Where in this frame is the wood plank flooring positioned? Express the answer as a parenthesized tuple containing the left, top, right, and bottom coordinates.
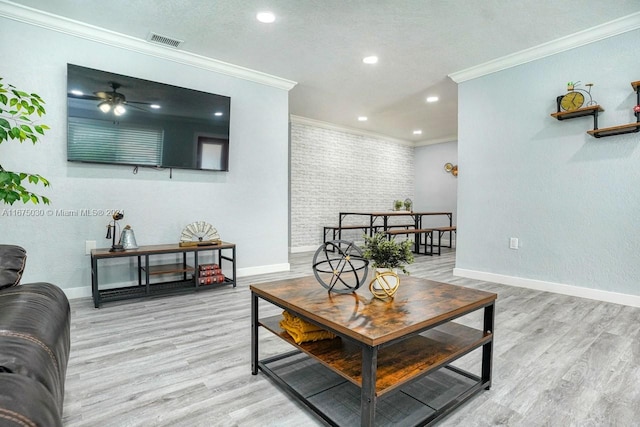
(62, 248, 640, 426)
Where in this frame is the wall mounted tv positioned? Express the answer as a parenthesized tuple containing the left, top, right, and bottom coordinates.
(67, 64, 231, 172)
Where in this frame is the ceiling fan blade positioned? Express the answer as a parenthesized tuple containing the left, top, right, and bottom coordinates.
(68, 93, 103, 101)
(126, 104, 150, 112)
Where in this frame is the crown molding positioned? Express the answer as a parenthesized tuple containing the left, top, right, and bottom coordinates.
(289, 115, 414, 146)
(0, 0, 297, 91)
(449, 12, 640, 83)
(414, 135, 458, 147)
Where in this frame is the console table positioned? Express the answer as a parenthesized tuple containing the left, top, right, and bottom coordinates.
(251, 275, 496, 426)
(91, 242, 236, 308)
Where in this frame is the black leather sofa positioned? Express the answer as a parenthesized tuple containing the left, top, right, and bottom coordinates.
(0, 245, 71, 427)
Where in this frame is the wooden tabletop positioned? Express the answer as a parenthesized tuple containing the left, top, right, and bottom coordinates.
(251, 275, 496, 346)
(340, 211, 451, 216)
(91, 242, 235, 258)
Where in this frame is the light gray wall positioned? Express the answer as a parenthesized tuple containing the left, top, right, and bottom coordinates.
(290, 121, 414, 251)
(414, 141, 458, 228)
(456, 28, 640, 296)
(0, 18, 290, 297)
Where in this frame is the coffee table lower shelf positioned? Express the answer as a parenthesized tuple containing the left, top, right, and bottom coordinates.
(257, 315, 490, 426)
(259, 351, 484, 427)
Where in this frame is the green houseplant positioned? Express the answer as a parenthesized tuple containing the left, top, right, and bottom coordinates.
(393, 199, 403, 211)
(0, 78, 51, 205)
(362, 232, 414, 275)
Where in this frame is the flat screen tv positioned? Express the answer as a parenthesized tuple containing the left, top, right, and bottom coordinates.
(66, 64, 231, 171)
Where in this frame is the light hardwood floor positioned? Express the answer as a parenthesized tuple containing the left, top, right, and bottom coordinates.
(63, 248, 640, 426)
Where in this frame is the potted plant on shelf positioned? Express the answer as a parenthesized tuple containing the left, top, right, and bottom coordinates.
(0, 77, 51, 205)
(393, 199, 403, 211)
(362, 232, 414, 298)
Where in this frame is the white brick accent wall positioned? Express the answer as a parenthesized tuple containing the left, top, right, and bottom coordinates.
(290, 122, 415, 251)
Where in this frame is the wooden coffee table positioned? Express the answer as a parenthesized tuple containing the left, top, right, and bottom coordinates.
(251, 275, 497, 427)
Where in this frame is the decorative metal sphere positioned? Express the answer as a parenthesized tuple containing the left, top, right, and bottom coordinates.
(312, 240, 369, 294)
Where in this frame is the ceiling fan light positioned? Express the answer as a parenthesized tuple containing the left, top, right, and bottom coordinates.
(114, 104, 126, 116)
(98, 101, 111, 113)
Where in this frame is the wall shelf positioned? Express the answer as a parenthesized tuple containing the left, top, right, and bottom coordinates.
(587, 122, 640, 138)
(551, 81, 640, 138)
(588, 80, 640, 138)
(550, 105, 604, 120)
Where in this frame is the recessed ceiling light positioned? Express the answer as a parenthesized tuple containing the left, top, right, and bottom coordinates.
(150, 104, 161, 109)
(70, 89, 83, 96)
(214, 112, 223, 116)
(413, 130, 422, 135)
(362, 56, 378, 64)
(257, 11, 276, 23)
(426, 96, 439, 103)
(358, 116, 368, 121)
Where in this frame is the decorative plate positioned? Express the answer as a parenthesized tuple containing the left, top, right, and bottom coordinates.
(179, 221, 221, 246)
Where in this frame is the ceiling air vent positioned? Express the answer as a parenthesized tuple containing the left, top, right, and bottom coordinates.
(146, 32, 184, 49)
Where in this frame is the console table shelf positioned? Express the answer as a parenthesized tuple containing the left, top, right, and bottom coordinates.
(141, 263, 195, 275)
(91, 242, 236, 308)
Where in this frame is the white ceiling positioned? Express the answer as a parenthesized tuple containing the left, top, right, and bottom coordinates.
(6, 0, 640, 142)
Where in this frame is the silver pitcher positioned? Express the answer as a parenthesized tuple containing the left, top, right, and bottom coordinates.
(120, 225, 138, 250)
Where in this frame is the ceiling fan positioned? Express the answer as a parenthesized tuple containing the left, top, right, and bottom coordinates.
(69, 81, 157, 116)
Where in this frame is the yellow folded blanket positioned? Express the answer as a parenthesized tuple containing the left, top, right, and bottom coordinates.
(279, 310, 336, 344)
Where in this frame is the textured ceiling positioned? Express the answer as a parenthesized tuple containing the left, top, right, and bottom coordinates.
(7, 0, 640, 142)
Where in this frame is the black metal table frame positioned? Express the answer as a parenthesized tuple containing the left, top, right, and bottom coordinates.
(91, 244, 236, 308)
(251, 291, 494, 427)
(337, 212, 453, 248)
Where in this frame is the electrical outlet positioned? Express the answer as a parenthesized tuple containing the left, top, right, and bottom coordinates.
(85, 240, 96, 255)
(509, 237, 519, 250)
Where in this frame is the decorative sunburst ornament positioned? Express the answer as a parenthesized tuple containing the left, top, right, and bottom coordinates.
(312, 240, 368, 294)
(179, 221, 221, 247)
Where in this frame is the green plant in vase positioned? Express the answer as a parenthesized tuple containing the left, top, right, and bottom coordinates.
(362, 232, 414, 274)
(0, 78, 51, 205)
(362, 232, 414, 299)
(393, 199, 403, 211)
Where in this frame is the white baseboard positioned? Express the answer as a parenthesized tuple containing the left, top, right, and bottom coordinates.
(453, 268, 640, 308)
(290, 245, 319, 253)
(63, 286, 92, 300)
(237, 263, 290, 277)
